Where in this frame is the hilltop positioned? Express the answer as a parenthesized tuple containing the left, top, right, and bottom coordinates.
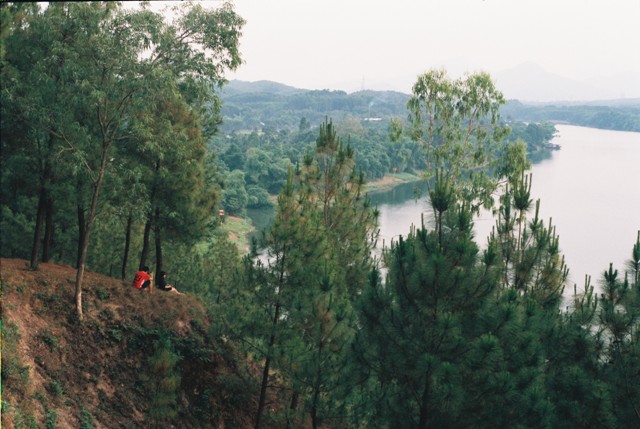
(0, 259, 274, 428)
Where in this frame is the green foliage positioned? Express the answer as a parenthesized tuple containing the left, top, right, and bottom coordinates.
(596, 236, 640, 428)
(236, 119, 378, 428)
(45, 409, 58, 429)
(41, 330, 59, 351)
(79, 407, 95, 429)
(1, 322, 32, 395)
(10, 408, 39, 429)
(0, 205, 33, 259)
(145, 335, 181, 427)
(221, 169, 249, 215)
(246, 185, 273, 208)
(35, 390, 59, 429)
(0, 1, 244, 316)
(3, 3, 639, 425)
(407, 69, 510, 210)
(220, 83, 410, 132)
(96, 287, 110, 301)
(508, 121, 557, 152)
(492, 175, 568, 303)
(47, 377, 65, 398)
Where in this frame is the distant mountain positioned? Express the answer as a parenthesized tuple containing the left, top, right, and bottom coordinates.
(219, 80, 410, 132)
(222, 79, 307, 96)
(494, 62, 616, 102)
(218, 78, 639, 132)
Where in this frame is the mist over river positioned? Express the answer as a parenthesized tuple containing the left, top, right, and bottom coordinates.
(370, 125, 640, 288)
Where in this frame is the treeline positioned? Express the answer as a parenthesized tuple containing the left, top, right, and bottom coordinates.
(503, 100, 640, 132)
(219, 79, 640, 134)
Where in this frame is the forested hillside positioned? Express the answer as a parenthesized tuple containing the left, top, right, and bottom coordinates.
(502, 99, 640, 132)
(219, 79, 640, 133)
(2, 3, 639, 429)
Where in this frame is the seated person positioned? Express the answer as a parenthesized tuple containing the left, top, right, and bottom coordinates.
(156, 271, 182, 295)
(132, 266, 153, 292)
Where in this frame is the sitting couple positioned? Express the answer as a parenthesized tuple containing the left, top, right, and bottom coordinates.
(132, 267, 182, 295)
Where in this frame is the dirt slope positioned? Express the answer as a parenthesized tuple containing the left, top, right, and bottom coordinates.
(1, 258, 259, 428)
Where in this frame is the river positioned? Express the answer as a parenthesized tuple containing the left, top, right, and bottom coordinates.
(370, 125, 640, 288)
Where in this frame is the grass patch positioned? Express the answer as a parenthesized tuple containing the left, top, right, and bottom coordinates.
(365, 172, 422, 193)
(47, 377, 64, 398)
(202, 216, 254, 253)
(80, 407, 95, 429)
(96, 287, 110, 300)
(41, 330, 59, 351)
(1, 322, 31, 387)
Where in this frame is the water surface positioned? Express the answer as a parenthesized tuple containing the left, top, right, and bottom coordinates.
(371, 125, 640, 287)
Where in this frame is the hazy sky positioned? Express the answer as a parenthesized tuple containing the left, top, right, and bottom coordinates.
(213, 0, 640, 94)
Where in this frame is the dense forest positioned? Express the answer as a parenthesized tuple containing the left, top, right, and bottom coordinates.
(2, 3, 639, 429)
(211, 83, 559, 216)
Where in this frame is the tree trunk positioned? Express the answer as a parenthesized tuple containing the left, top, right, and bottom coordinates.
(76, 203, 85, 269)
(310, 345, 323, 429)
(121, 215, 132, 280)
(42, 197, 54, 263)
(285, 392, 299, 429)
(418, 374, 432, 429)
(140, 217, 152, 270)
(310, 314, 327, 429)
(30, 187, 46, 270)
(140, 160, 160, 270)
(74, 142, 110, 321)
(255, 301, 281, 429)
(154, 207, 162, 277)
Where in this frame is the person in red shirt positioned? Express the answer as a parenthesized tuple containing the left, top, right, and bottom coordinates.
(132, 266, 153, 292)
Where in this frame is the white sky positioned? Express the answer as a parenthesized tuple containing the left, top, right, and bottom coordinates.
(223, 0, 640, 93)
(147, 0, 640, 95)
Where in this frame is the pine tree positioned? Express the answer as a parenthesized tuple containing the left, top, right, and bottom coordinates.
(598, 234, 640, 428)
(241, 119, 378, 429)
(356, 190, 503, 428)
(544, 277, 616, 428)
(146, 336, 181, 428)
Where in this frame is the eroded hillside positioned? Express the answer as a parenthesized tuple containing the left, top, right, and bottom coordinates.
(1, 259, 261, 428)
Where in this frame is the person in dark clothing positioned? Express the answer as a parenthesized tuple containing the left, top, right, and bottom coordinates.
(156, 271, 182, 295)
(133, 266, 153, 292)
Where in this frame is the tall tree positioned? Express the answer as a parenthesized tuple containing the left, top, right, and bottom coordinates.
(350, 71, 571, 428)
(244, 119, 378, 428)
(406, 69, 510, 211)
(1, 3, 72, 269)
(2, 2, 244, 319)
(598, 235, 640, 427)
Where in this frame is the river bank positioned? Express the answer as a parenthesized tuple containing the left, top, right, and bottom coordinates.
(223, 172, 424, 251)
(365, 172, 422, 193)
